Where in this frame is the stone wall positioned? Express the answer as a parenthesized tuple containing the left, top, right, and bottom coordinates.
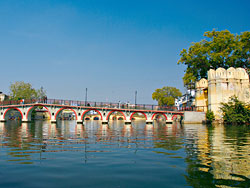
(183, 111, 206, 124)
(195, 67, 250, 119)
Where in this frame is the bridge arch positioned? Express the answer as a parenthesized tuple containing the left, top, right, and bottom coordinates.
(26, 104, 52, 121)
(81, 109, 103, 120)
(55, 107, 78, 120)
(151, 112, 168, 120)
(130, 111, 147, 120)
(3, 107, 23, 120)
(171, 114, 183, 120)
(106, 110, 126, 121)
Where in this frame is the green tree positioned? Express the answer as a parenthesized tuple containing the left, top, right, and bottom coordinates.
(178, 29, 250, 85)
(182, 71, 196, 86)
(152, 86, 182, 106)
(9, 81, 46, 100)
(37, 86, 46, 99)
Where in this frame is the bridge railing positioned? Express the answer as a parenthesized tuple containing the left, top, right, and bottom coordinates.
(0, 99, 42, 106)
(0, 98, 198, 112)
(43, 99, 182, 111)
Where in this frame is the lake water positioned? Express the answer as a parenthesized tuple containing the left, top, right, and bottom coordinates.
(0, 120, 249, 188)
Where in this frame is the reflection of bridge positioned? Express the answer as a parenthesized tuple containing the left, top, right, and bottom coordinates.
(0, 99, 186, 124)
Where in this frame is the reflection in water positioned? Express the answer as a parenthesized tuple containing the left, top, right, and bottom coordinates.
(184, 124, 250, 187)
(0, 120, 249, 187)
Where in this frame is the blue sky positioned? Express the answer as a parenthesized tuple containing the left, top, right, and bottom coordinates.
(0, 0, 249, 104)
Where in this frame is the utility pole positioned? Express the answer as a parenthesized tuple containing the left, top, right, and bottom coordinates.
(85, 88, 88, 106)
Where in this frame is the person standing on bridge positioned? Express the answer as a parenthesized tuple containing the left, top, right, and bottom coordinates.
(42, 96, 47, 103)
(20, 99, 24, 104)
(126, 101, 130, 109)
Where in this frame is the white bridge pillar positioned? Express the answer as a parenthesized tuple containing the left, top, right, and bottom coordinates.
(0, 108, 5, 122)
(146, 113, 153, 124)
(76, 109, 83, 124)
(50, 106, 58, 123)
(101, 110, 108, 124)
(125, 112, 131, 124)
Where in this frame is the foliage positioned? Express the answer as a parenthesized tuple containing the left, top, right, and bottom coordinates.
(178, 29, 250, 85)
(152, 86, 182, 106)
(220, 96, 250, 124)
(206, 110, 215, 123)
(182, 71, 196, 86)
(9, 81, 46, 100)
(37, 86, 46, 98)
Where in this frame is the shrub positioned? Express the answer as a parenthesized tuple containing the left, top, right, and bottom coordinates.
(220, 96, 250, 124)
(206, 110, 215, 123)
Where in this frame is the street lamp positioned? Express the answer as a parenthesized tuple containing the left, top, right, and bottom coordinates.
(135, 90, 137, 108)
(85, 88, 88, 106)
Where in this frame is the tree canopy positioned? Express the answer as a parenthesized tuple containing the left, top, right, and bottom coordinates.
(152, 86, 182, 106)
(178, 30, 250, 85)
(9, 81, 46, 100)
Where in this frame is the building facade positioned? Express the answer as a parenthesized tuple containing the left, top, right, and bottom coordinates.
(195, 78, 208, 112)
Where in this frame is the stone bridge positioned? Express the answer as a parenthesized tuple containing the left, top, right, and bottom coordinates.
(0, 99, 185, 124)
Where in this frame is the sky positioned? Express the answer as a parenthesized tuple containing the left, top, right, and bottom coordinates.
(0, 0, 249, 104)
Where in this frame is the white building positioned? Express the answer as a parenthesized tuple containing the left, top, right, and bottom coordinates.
(175, 89, 195, 110)
(0, 92, 8, 102)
